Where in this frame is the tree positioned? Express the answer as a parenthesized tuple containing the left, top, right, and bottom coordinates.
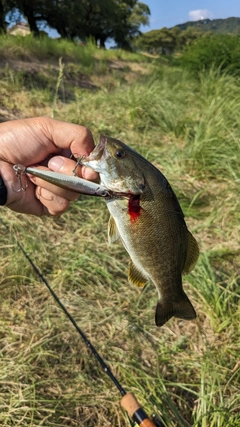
(121, 1, 150, 48)
(19, 0, 40, 35)
(3, 0, 150, 48)
(5, 0, 48, 35)
(58, 0, 150, 49)
(180, 34, 240, 76)
(135, 26, 207, 54)
(135, 27, 179, 54)
(0, 0, 6, 32)
(178, 27, 203, 49)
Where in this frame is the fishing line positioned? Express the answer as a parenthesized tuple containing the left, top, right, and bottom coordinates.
(1, 217, 165, 427)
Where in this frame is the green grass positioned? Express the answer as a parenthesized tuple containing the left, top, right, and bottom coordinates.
(0, 35, 239, 426)
(0, 33, 148, 65)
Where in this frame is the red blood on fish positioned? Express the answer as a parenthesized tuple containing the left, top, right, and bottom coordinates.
(128, 195, 141, 222)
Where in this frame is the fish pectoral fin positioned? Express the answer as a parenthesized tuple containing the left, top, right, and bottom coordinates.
(128, 260, 148, 288)
(182, 231, 199, 274)
(108, 216, 120, 244)
(155, 292, 196, 327)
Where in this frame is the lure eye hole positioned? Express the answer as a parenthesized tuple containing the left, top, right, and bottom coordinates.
(115, 149, 126, 159)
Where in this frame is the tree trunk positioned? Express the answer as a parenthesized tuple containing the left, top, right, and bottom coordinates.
(95, 35, 106, 49)
(99, 37, 106, 49)
(22, 1, 39, 36)
(0, 0, 6, 33)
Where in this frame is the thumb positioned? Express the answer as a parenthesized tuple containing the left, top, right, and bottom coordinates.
(48, 155, 99, 181)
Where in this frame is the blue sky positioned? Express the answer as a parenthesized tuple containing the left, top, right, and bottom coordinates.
(143, 0, 240, 31)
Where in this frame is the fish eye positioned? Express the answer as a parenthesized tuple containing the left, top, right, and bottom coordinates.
(115, 149, 126, 159)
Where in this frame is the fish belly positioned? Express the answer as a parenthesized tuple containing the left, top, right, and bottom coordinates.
(106, 197, 196, 326)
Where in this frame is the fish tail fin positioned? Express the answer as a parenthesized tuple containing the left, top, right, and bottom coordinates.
(155, 292, 196, 327)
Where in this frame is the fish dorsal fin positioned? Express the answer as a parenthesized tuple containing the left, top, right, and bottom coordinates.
(128, 260, 148, 288)
(182, 231, 199, 274)
(108, 216, 120, 244)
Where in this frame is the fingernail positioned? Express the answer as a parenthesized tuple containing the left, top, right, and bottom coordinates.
(48, 156, 64, 171)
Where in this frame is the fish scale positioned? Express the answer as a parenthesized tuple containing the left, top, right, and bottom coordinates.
(80, 135, 199, 327)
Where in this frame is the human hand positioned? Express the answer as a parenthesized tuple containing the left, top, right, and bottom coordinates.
(0, 117, 98, 216)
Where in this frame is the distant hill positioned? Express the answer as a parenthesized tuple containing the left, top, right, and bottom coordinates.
(173, 17, 240, 34)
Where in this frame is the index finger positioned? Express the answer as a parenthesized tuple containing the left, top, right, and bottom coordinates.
(45, 119, 95, 157)
(0, 118, 95, 166)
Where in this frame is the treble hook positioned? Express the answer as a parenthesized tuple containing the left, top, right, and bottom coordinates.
(13, 164, 28, 192)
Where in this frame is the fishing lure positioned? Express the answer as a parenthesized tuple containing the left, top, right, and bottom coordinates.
(13, 164, 111, 197)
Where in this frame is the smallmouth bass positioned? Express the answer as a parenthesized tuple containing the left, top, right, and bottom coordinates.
(80, 136, 199, 327)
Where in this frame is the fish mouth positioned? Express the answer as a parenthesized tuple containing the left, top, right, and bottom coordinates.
(82, 135, 145, 199)
(85, 136, 107, 161)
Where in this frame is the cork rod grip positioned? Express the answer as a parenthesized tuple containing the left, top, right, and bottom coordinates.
(121, 393, 157, 427)
(121, 392, 141, 416)
(139, 419, 158, 427)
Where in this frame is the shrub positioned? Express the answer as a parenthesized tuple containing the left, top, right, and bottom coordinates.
(180, 34, 240, 75)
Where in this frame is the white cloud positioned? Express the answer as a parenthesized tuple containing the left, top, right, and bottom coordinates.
(188, 9, 214, 21)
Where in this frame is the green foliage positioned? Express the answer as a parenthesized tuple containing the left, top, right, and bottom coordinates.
(135, 27, 178, 54)
(180, 34, 240, 75)
(135, 17, 240, 55)
(175, 16, 240, 35)
(3, 0, 150, 48)
(135, 26, 204, 54)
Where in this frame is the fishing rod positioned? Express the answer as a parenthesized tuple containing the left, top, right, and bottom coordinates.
(1, 219, 165, 427)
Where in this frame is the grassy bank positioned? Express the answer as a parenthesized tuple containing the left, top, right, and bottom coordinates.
(0, 35, 239, 426)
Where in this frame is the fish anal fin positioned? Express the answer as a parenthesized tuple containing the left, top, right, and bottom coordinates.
(183, 231, 199, 274)
(128, 260, 147, 288)
(155, 292, 196, 327)
(108, 215, 120, 244)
